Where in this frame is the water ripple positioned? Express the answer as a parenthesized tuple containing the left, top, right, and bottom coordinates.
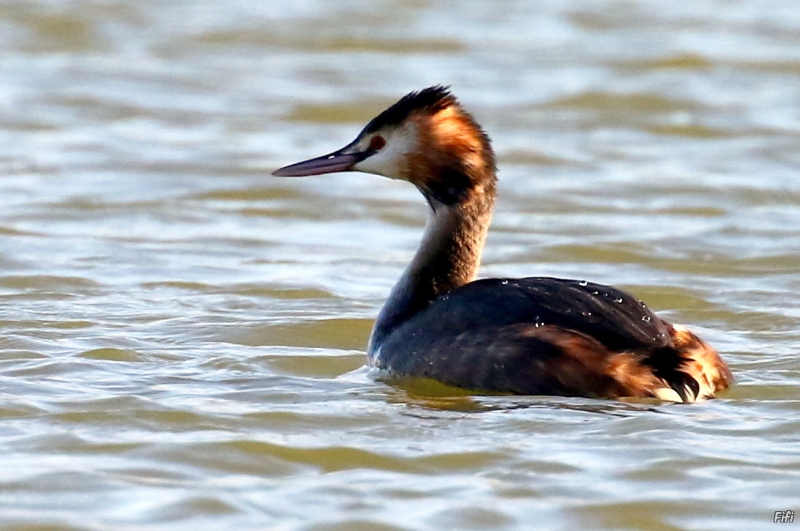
(1, 0, 798, 530)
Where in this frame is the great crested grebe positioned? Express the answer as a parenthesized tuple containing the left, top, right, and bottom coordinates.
(273, 86, 733, 402)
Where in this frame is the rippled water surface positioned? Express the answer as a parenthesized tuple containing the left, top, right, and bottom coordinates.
(1, 1, 799, 530)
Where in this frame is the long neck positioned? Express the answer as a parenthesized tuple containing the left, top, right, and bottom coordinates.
(368, 188, 495, 357)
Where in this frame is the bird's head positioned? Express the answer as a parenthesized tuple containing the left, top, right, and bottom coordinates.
(273, 86, 496, 206)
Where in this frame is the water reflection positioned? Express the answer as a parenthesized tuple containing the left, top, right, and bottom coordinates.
(0, 1, 799, 530)
(386, 377, 664, 417)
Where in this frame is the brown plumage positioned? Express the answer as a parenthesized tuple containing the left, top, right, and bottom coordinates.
(273, 86, 733, 402)
(664, 323, 733, 400)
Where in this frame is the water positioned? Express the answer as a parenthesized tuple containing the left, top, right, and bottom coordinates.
(1, 1, 799, 529)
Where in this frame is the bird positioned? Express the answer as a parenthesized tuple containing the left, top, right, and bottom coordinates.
(273, 86, 733, 402)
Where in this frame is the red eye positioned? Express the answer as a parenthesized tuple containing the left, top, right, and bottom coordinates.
(369, 135, 386, 151)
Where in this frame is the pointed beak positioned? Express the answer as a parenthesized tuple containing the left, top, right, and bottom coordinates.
(273, 145, 365, 177)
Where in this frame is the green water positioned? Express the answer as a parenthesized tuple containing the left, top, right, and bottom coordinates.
(1, 1, 798, 530)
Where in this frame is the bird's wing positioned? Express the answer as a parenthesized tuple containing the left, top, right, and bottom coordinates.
(374, 277, 682, 397)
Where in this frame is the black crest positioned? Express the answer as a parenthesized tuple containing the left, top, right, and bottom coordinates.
(364, 85, 456, 133)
